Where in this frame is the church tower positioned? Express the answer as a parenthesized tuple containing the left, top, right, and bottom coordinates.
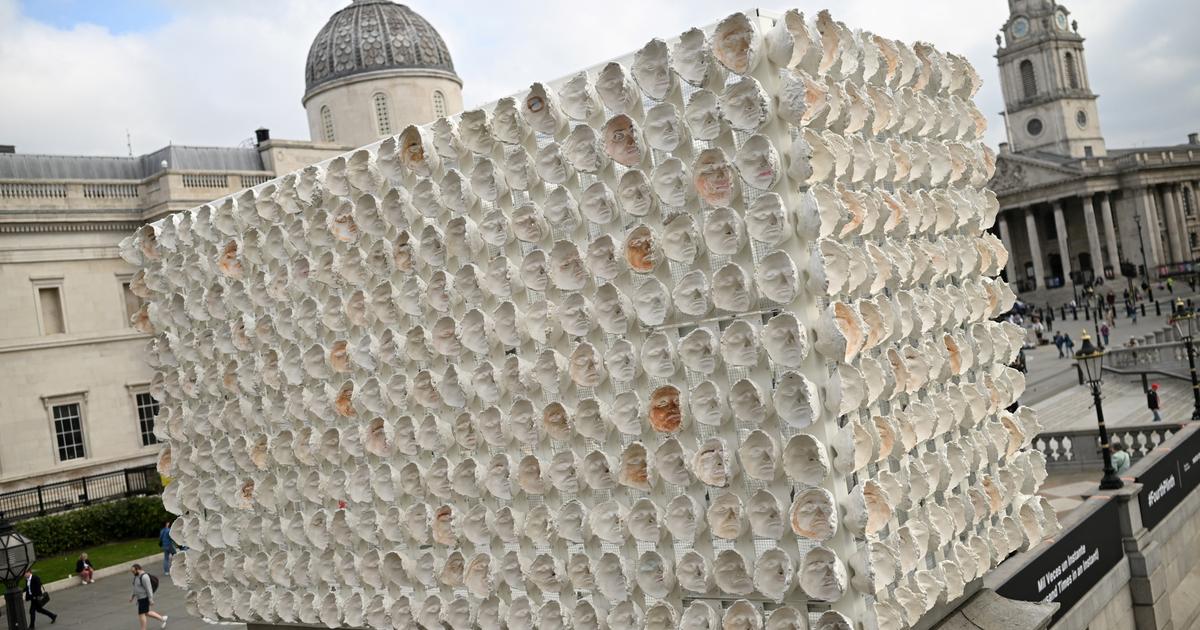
(996, 0, 1105, 158)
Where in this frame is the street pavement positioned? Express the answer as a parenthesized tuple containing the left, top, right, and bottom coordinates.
(4, 561, 243, 630)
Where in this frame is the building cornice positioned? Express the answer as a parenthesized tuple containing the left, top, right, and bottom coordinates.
(0, 330, 149, 355)
(0, 220, 144, 234)
(302, 67, 463, 105)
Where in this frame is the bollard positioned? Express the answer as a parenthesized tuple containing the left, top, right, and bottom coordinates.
(1060, 306, 1066, 319)
(1072, 307, 1078, 320)
(1156, 301, 1162, 317)
(1141, 303, 1147, 316)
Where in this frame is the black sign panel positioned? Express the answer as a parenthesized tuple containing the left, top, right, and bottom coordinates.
(1136, 427, 1200, 530)
(996, 498, 1124, 622)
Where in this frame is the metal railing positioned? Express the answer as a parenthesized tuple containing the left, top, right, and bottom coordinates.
(0, 465, 160, 522)
(1033, 423, 1182, 472)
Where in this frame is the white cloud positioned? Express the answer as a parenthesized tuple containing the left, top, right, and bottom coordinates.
(0, 0, 1195, 157)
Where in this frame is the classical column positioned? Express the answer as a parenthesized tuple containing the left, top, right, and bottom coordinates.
(1172, 184, 1193, 259)
(997, 213, 1018, 282)
(1099, 192, 1120, 267)
(1141, 186, 1164, 268)
(1081, 194, 1105, 275)
(1024, 207, 1045, 288)
(1161, 184, 1186, 263)
(1053, 200, 1072, 281)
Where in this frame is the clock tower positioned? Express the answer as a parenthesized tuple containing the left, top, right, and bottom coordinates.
(996, 0, 1105, 158)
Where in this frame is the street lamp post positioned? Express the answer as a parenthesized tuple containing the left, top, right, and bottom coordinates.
(0, 513, 36, 630)
(1133, 213, 1154, 301)
(1170, 298, 1200, 421)
(1074, 332, 1125, 490)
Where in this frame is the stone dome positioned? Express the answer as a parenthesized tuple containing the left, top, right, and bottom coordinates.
(304, 0, 459, 99)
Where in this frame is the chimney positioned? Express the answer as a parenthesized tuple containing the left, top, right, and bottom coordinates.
(1189, 132, 1199, 145)
(0, 145, 14, 154)
(255, 128, 271, 145)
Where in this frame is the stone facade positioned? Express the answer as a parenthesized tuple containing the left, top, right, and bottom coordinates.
(990, 0, 1200, 305)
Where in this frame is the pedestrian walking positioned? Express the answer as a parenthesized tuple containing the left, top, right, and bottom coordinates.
(130, 564, 168, 630)
(1063, 333, 1075, 356)
(1148, 383, 1162, 422)
(1111, 442, 1132, 475)
(1167, 277, 1175, 294)
(76, 552, 95, 584)
(1100, 323, 1110, 346)
(1053, 332, 1065, 358)
(23, 568, 58, 627)
(159, 520, 176, 575)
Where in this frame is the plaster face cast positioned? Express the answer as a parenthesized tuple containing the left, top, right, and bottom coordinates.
(712, 263, 755, 312)
(790, 487, 837, 542)
(503, 147, 537, 192)
(633, 38, 675, 100)
(652, 158, 692, 207)
(641, 332, 676, 378)
(690, 380, 727, 426)
(511, 204, 548, 244)
(655, 438, 690, 486)
(672, 270, 711, 317)
(757, 250, 799, 304)
(470, 159, 507, 202)
(775, 371, 819, 428)
(594, 283, 631, 334)
(720, 319, 759, 367)
(605, 339, 639, 383)
(800, 546, 847, 602)
(721, 77, 771, 131)
(492, 97, 528, 145)
(703, 207, 746, 255)
(707, 492, 746, 540)
(662, 212, 702, 264)
(602, 114, 643, 167)
(713, 12, 761, 75)
(632, 278, 671, 326)
(738, 430, 779, 481)
(569, 342, 606, 388)
(586, 236, 622, 282)
(398, 126, 437, 178)
(558, 293, 593, 337)
(649, 385, 683, 433)
(679, 327, 719, 374)
(644, 103, 686, 152)
(674, 28, 713, 86)
(535, 143, 573, 185)
(685, 89, 723, 141)
(735, 134, 781, 190)
(624, 225, 660, 273)
(763, 312, 808, 368)
(560, 71, 601, 122)
(524, 83, 564, 135)
(596, 62, 640, 115)
(564, 124, 608, 173)
(581, 181, 618, 225)
(693, 149, 737, 207)
(550, 240, 588, 291)
(617, 169, 657, 217)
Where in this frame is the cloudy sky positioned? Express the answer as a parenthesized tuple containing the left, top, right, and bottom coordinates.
(1, 0, 1196, 157)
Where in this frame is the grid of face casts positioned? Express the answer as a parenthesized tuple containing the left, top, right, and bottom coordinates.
(127, 9, 1055, 630)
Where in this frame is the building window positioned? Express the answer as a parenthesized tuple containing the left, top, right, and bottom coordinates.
(1083, 146, 1094, 158)
(432, 91, 447, 118)
(51, 402, 86, 461)
(1191, 232, 1198, 250)
(1184, 188, 1195, 217)
(134, 391, 159, 446)
(1064, 52, 1080, 89)
(1026, 117, 1043, 137)
(1043, 214, 1057, 239)
(121, 280, 141, 327)
(1020, 59, 1038, 98)
(320, 105, 335, 143)
(33, 279, 66, 335)
(1076, 110, 1088, 129)
(373, 92, 392, 136)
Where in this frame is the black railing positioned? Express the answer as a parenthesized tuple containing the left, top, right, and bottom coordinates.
(0, 464, 159, 522)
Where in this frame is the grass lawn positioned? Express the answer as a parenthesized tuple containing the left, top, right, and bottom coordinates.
(32, 538, 160, 584)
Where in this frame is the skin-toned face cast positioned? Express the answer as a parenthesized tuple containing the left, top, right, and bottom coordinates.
(399, 126, 434, 177)
(644, 102, 685, 153)
(712, 12, 759, 75)
(524, 83, 562, 135)
(624, 225, 659, 273)
(694, 150, 737, 207)
(648, 385, 683, 433)
(735, 134, 780, 190)
(602, 114, 643, 167)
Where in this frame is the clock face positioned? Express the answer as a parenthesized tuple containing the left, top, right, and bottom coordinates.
(1012, 17, 1030, 38)
(1055, 11, 1068, 30)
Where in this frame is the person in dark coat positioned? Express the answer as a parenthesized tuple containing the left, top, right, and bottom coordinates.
(23, 568, 58, 627)
(75, 552, 95, 584)
(1148, 383, 1162, 422)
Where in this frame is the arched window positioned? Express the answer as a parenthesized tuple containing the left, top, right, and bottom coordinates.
(432, 91, 447, 118)
(1064, 52, 1080, 89)
(373, 92, 392, 135)
(1020, 60, 1038, 98)
(320, 106, 335, 143)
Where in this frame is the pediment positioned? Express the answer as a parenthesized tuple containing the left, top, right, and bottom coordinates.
(990, 155, 1079, 195)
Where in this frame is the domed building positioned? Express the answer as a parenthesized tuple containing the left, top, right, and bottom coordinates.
(302, 0, 464, 148)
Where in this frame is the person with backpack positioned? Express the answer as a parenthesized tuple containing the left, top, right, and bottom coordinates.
(23, 568, 58, 627)
(1148, 383, 1162, 422)
(130, 564, 168, 629)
